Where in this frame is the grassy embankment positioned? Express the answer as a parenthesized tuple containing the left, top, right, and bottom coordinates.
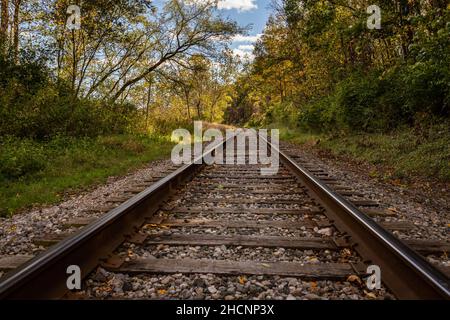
(0, 135, 174, 217)
(276, 123, 450, 183)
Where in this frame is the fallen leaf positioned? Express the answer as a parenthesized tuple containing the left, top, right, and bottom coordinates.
(158, 289, 167, 295)
(364, 290, 377, 299)
(341, 248, 352, 258)
(347, 275, 363, 285)
(143, 224, 159, 229)
(238, 276, 247, 284)
(261, 263, 271, 268)
(310, 281, 317, 288)
(387, 207, 399, 214)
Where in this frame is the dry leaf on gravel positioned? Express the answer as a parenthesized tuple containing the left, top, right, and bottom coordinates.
(143, 223, 164, 229)
(387, 207, 400, 214)
(238, 276, 247, 284)
(347, 275, 363, 285)
(364, 290, 377, 299)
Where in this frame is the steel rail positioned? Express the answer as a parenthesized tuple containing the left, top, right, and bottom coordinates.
(0, 137, 232, 299)
(264, 137, 449, 300)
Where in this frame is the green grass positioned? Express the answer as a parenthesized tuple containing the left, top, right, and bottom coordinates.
(278, 123, 450, 182)
(0, 134, 175, 216)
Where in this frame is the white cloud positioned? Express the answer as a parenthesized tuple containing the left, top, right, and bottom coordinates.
(231, 35, 258, 62)
(232, 34, 262, 43)
(218, 0, 257, 11)
(233, 48, 255, 62)
(237, 44, 254, 51)
(185, 0, 257, 12)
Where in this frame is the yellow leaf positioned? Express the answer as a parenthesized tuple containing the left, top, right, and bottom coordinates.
(347, 275, 362, 285)
(364, 291, 377, 299)
(238, 276, 247, 284)
(158, 289, 167, 295)
(143, 224, 159, 229)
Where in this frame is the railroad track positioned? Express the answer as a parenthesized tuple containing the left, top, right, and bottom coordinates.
(0, 132, 449, 300)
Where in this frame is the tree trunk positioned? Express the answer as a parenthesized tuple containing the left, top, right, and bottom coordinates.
(145, 79, 152, 131)
(340, 34, 348, 66)
(71, 29, 78, 94)
(196, 100, 202, 119)
(0, 0, 9, 50)
(184, 88, 191, 120)
(12, 0, 20, 62)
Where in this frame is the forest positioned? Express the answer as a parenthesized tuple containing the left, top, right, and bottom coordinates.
(0, 0, 449, 215)
(228, 0, 449, 132)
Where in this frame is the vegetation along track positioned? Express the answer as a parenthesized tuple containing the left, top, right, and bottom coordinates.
(0, 132, 449, 300)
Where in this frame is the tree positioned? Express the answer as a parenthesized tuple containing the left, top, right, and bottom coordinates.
(12, 0, 21, 61)
(0, 0, 9, 51)
(110, 0, 240, 102)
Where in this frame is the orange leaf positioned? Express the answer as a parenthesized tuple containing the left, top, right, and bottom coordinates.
(238, 276, 247, 285)
(387, 207, 399, 214)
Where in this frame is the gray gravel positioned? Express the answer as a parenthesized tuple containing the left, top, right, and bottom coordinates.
(281, 142, 449, 269)
(0, 160, 177, 256)
(81, 268, 391, 300)
(118, 243, 359, 264)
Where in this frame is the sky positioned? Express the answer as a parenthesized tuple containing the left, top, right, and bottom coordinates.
(217, 0, 272, 59)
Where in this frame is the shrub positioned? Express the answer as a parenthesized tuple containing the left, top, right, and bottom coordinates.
(0, 137, 47, 180)
(0, 54, 140, 140)
(333, 73, 382, 132)
(298, 96, 337, 133)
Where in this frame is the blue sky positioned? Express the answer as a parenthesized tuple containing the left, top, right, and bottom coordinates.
(219, 0, 271, 36)
(219, 0, 272, 58)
